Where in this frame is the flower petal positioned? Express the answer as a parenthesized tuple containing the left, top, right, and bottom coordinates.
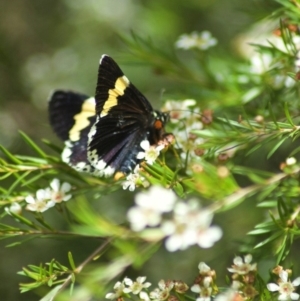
(279, 271, 288, 283)
(244, 254, 252, 264)
(25, 195, 35, 204)
(140, 140, 150, 150)
(233, 256, 243, 265)
(50, 178, 60, 192)
(136, 151, 145, 160)
(191, 284, 201, 293)
(198, 262, 211, 273)
(292, 277, 300, 287)
(290, 292, 300, 300)
(267, 283, 279, 292)
(61, 182, 71, 193)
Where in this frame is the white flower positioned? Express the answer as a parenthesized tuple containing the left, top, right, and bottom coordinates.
(191, 279, 212, 301)
(250, 53, 273, 74)
(175, 31, 217, 50)
(231, 280, 242, 290)
(162, 218, 195, 251)
(267, 270, 300, 301)
(150, 280, 174, 301)
(127, 186, 177, 231)
(191, 284, 201, 293)
(137, 140, 164, 165)
(25, 189, 55, 212)
(123, 276, 151, 295)
(173, 117, 203, 154)
(227, 254, 257, 275)
(196, 288, 212, 301)
(249, 47, 296, 89)
(5, 202, 22, 215)
(286, 157, 297, 166)
(127, 206, 161, 231)
(122, 165, 149, 191)
(139, 291, 150, 301)
(214, 290, 243, 301)
(161, 200, 222, 251)
(162, 99, 197, 123)
(198, 262, 212, 274)
(191, 262, 215, 300)
(105, 281, 126, 300)
(122, 172, 139, 191)
(194, 212, 222, 248)
(160, 99, 204, 159)
(48, 178, 72, 203)
(135, 186, 177, 212)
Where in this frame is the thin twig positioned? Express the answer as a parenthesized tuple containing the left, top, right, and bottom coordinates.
(51, 238, 113, 300)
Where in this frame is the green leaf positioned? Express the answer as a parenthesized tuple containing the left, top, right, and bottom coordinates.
(0, 145, 23, 164)
(52, 261, 69, 272)
(7, 171, 31, 195)
(21, 267, 41, 281)
(39, 284, 63, 301)
(254, 231, 282, 249)
(21, 172, 48, 187)
(284, 102, 294, 126)
(276, 233, 288, 264)
(42, 139, 63, 154)
(257, 201, 277, 208)
(0, 172, 13, 180)
(70, 281, 75, 296)
(6, 241, 22, 247)
(68, 252, 76, 271)
(268, 102, 279, 129)
(19, 131, 47, 158)
(7, 211, 40, 230)
(241, 87, 263, 104)
(267, 138, 287, 159)
(248, 228, 271, 235)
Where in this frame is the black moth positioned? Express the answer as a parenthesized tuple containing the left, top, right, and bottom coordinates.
(49, 54, 170, 179)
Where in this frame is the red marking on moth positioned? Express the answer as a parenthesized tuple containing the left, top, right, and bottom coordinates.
(154, 120, 163, 129)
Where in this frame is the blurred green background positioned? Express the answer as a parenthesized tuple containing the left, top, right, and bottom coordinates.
(0, 1, 278, 300)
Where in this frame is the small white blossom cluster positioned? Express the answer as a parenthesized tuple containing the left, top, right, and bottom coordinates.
(122, 164, 150, 192)
(249, 51, 295, 89)
(227, 254, 257, 276)
(161, 99, 206, 166)
(106, 276, 189, 301)
(105, 259, 300, 301)
(191, 262, 217, 301)
(137, 140, 165, 165)
(175, 31, 218, 51)
(238, 23, 300, 89)
(20, 178, 71, 213)
(162, 100, 236, 175)
(123, 140, 166, 191)
(106, 276, 151, 300)
(267, 266, 300, 301)
(127, 186, 222, 252)
(214, 254, 258, 301)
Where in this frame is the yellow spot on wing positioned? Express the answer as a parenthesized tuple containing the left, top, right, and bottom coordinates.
(69, 97, 96, 141)
(101, 75, 129, 117)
